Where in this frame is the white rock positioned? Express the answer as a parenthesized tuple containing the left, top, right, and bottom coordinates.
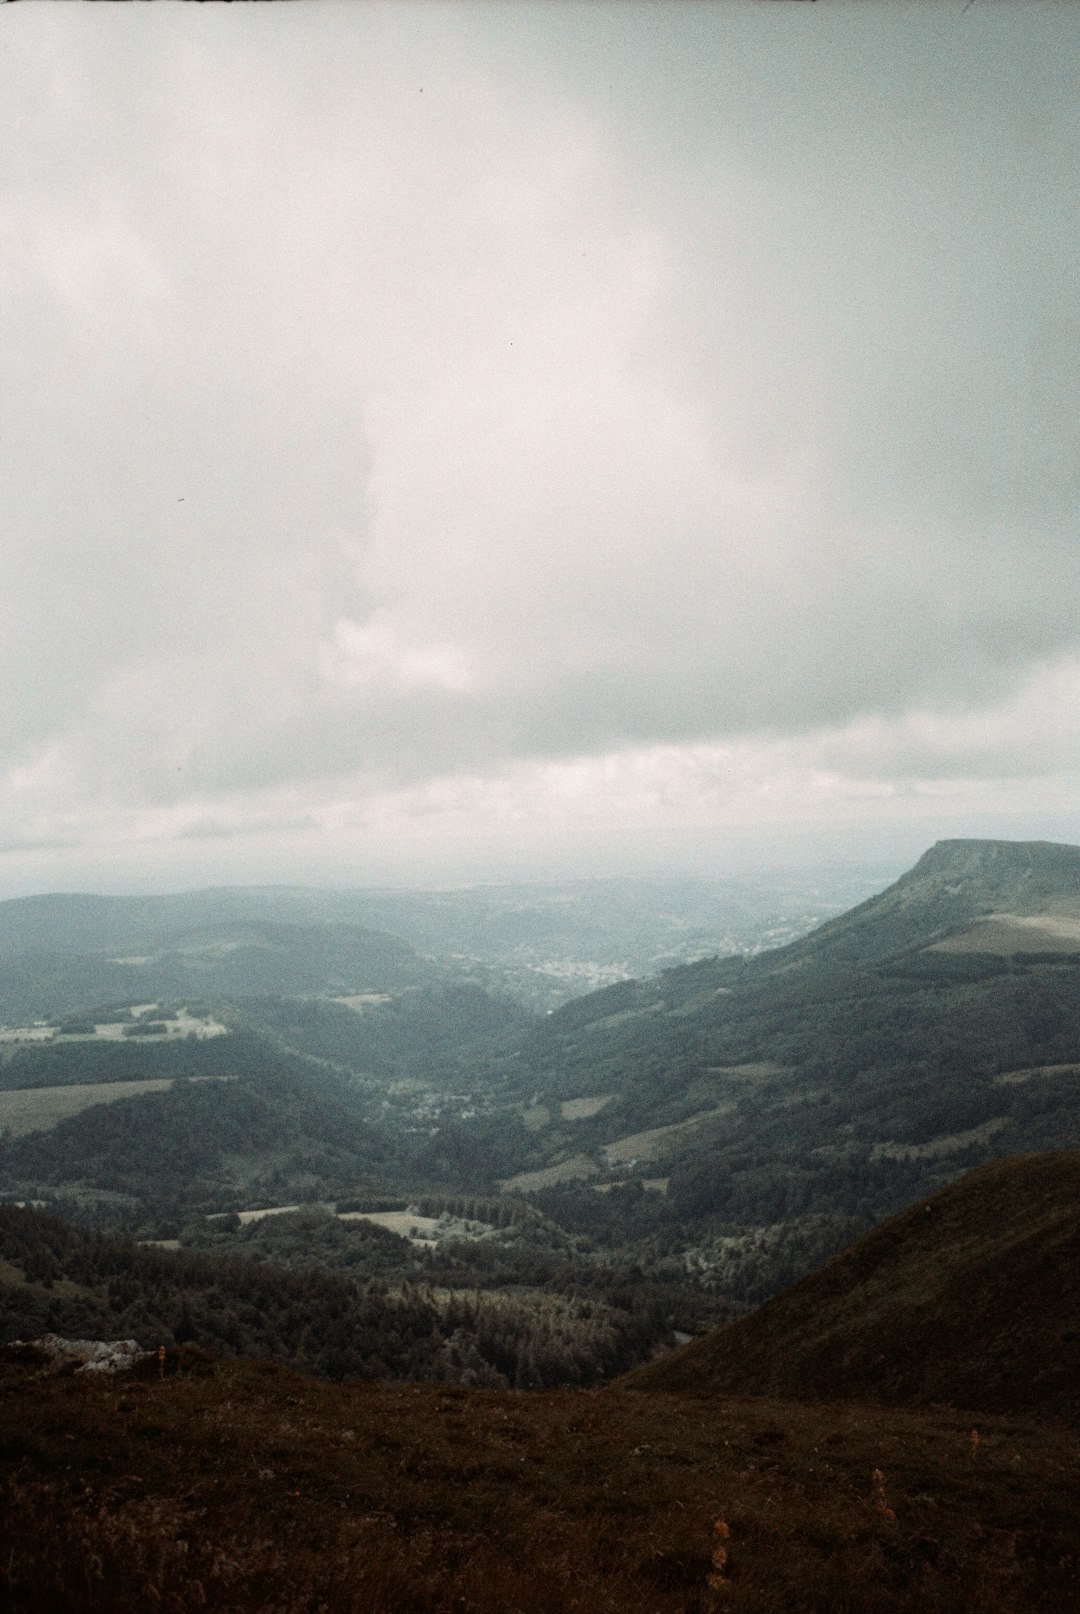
(9, 1333, 152, 1374)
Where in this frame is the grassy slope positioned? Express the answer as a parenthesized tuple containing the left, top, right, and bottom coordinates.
(624, 1152, 1080, 1422)
(1, 1351, 1077, 1614)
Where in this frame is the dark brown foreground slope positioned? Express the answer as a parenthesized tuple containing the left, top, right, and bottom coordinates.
(624, 1152, 1080, 1421)
(2, 1347, 1078, 1614)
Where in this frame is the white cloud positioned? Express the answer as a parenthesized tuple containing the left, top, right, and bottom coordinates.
(320, 615, 473, 694)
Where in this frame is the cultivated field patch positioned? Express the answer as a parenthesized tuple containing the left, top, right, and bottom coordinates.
(336, 1209, 443, 1242)
(994, 1061, 1080, 1086)
(705, 1061, 788, 1081)
(0, 1080, 176, 1137)
(0, 1007, 227, 1046)
(602, 1105, 736, 1165)
(871, 1117, 1010, 1162)
(330, 994, 393, 1015)
(930, 912, 1080, 954)
(560, 1095, 613, 1121)
(0, 1075, 234, 1137)
(501, 1154, 599, 1192)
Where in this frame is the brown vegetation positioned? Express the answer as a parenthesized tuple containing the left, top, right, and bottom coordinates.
(624, 1152, 1080, 1423)
(2, 1345, 1079, 1613)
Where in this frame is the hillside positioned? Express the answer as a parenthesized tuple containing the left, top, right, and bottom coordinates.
(491, 841, 1080, 1235)
(2, 1348, 1078, 1614)
(624, 1152, 1080, 1422)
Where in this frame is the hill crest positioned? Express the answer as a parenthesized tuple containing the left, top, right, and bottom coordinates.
(763, 838, 1080, 971)
(623, 1150, 1080, 1423)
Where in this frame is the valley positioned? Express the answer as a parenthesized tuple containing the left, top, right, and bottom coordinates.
(4, 842, 1080, 1365)
(3, 841, 1080, 1610)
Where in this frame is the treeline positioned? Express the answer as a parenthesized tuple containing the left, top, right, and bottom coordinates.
(0, 1046, 397, 1213)
(412, 1192, 548, 1229)
(177, 1203, 727, 1335)
(0, 1206, 669, 1388)
(0, 1029, 248, 1092)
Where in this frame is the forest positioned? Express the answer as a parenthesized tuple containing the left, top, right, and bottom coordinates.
(0, 1204, 669, 1388)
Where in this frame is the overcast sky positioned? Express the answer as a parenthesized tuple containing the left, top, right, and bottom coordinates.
(2, 2, 1079, 895)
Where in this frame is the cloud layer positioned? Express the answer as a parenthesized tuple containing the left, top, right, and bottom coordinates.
(2, 4, 1079, 891)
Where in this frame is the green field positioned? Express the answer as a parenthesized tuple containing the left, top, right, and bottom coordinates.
(0, 1077, 229, 1137)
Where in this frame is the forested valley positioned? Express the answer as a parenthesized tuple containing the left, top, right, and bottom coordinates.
(5, 843, 1080, 1388)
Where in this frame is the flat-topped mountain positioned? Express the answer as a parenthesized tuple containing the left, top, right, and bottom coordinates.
(623, 1151, 1080, 1423)
(489, 840, 1080, 1240)
(777, 839, 1080, 970)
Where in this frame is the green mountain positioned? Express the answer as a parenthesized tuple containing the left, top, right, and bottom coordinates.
(488, 840, 1080, 1228)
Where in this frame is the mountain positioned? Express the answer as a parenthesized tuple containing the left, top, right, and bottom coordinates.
(771, 837, 1080, 969)
(483, 839, 1080, 1243)
(624, 1151, 1080, 1422)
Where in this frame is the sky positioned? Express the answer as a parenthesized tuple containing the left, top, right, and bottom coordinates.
(2, 1, 1079, 896)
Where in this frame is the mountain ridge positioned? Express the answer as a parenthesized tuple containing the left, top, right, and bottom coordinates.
(748, 837, 1080, 975)
(622, 1150, 1080, 1423)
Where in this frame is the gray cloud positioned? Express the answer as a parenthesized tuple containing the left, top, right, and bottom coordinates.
(2, 4, 1079, 888)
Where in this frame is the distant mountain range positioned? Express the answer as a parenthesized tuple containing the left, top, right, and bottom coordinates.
(0, 866, 889, 1019)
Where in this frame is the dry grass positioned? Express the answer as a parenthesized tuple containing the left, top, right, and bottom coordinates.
(337, 1209, 443, 1240)
(929, 913, 1080, 954)
(601, 1106, 735, 1166)
(501, 1154, 599, 1192)
(1, 1348, 1077, 1613)
(870, 1118, 1010, 1162)
(560, 1096, 614, 1121)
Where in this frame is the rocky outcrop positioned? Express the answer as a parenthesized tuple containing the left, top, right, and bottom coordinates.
(7, 1333, 151, 1374)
